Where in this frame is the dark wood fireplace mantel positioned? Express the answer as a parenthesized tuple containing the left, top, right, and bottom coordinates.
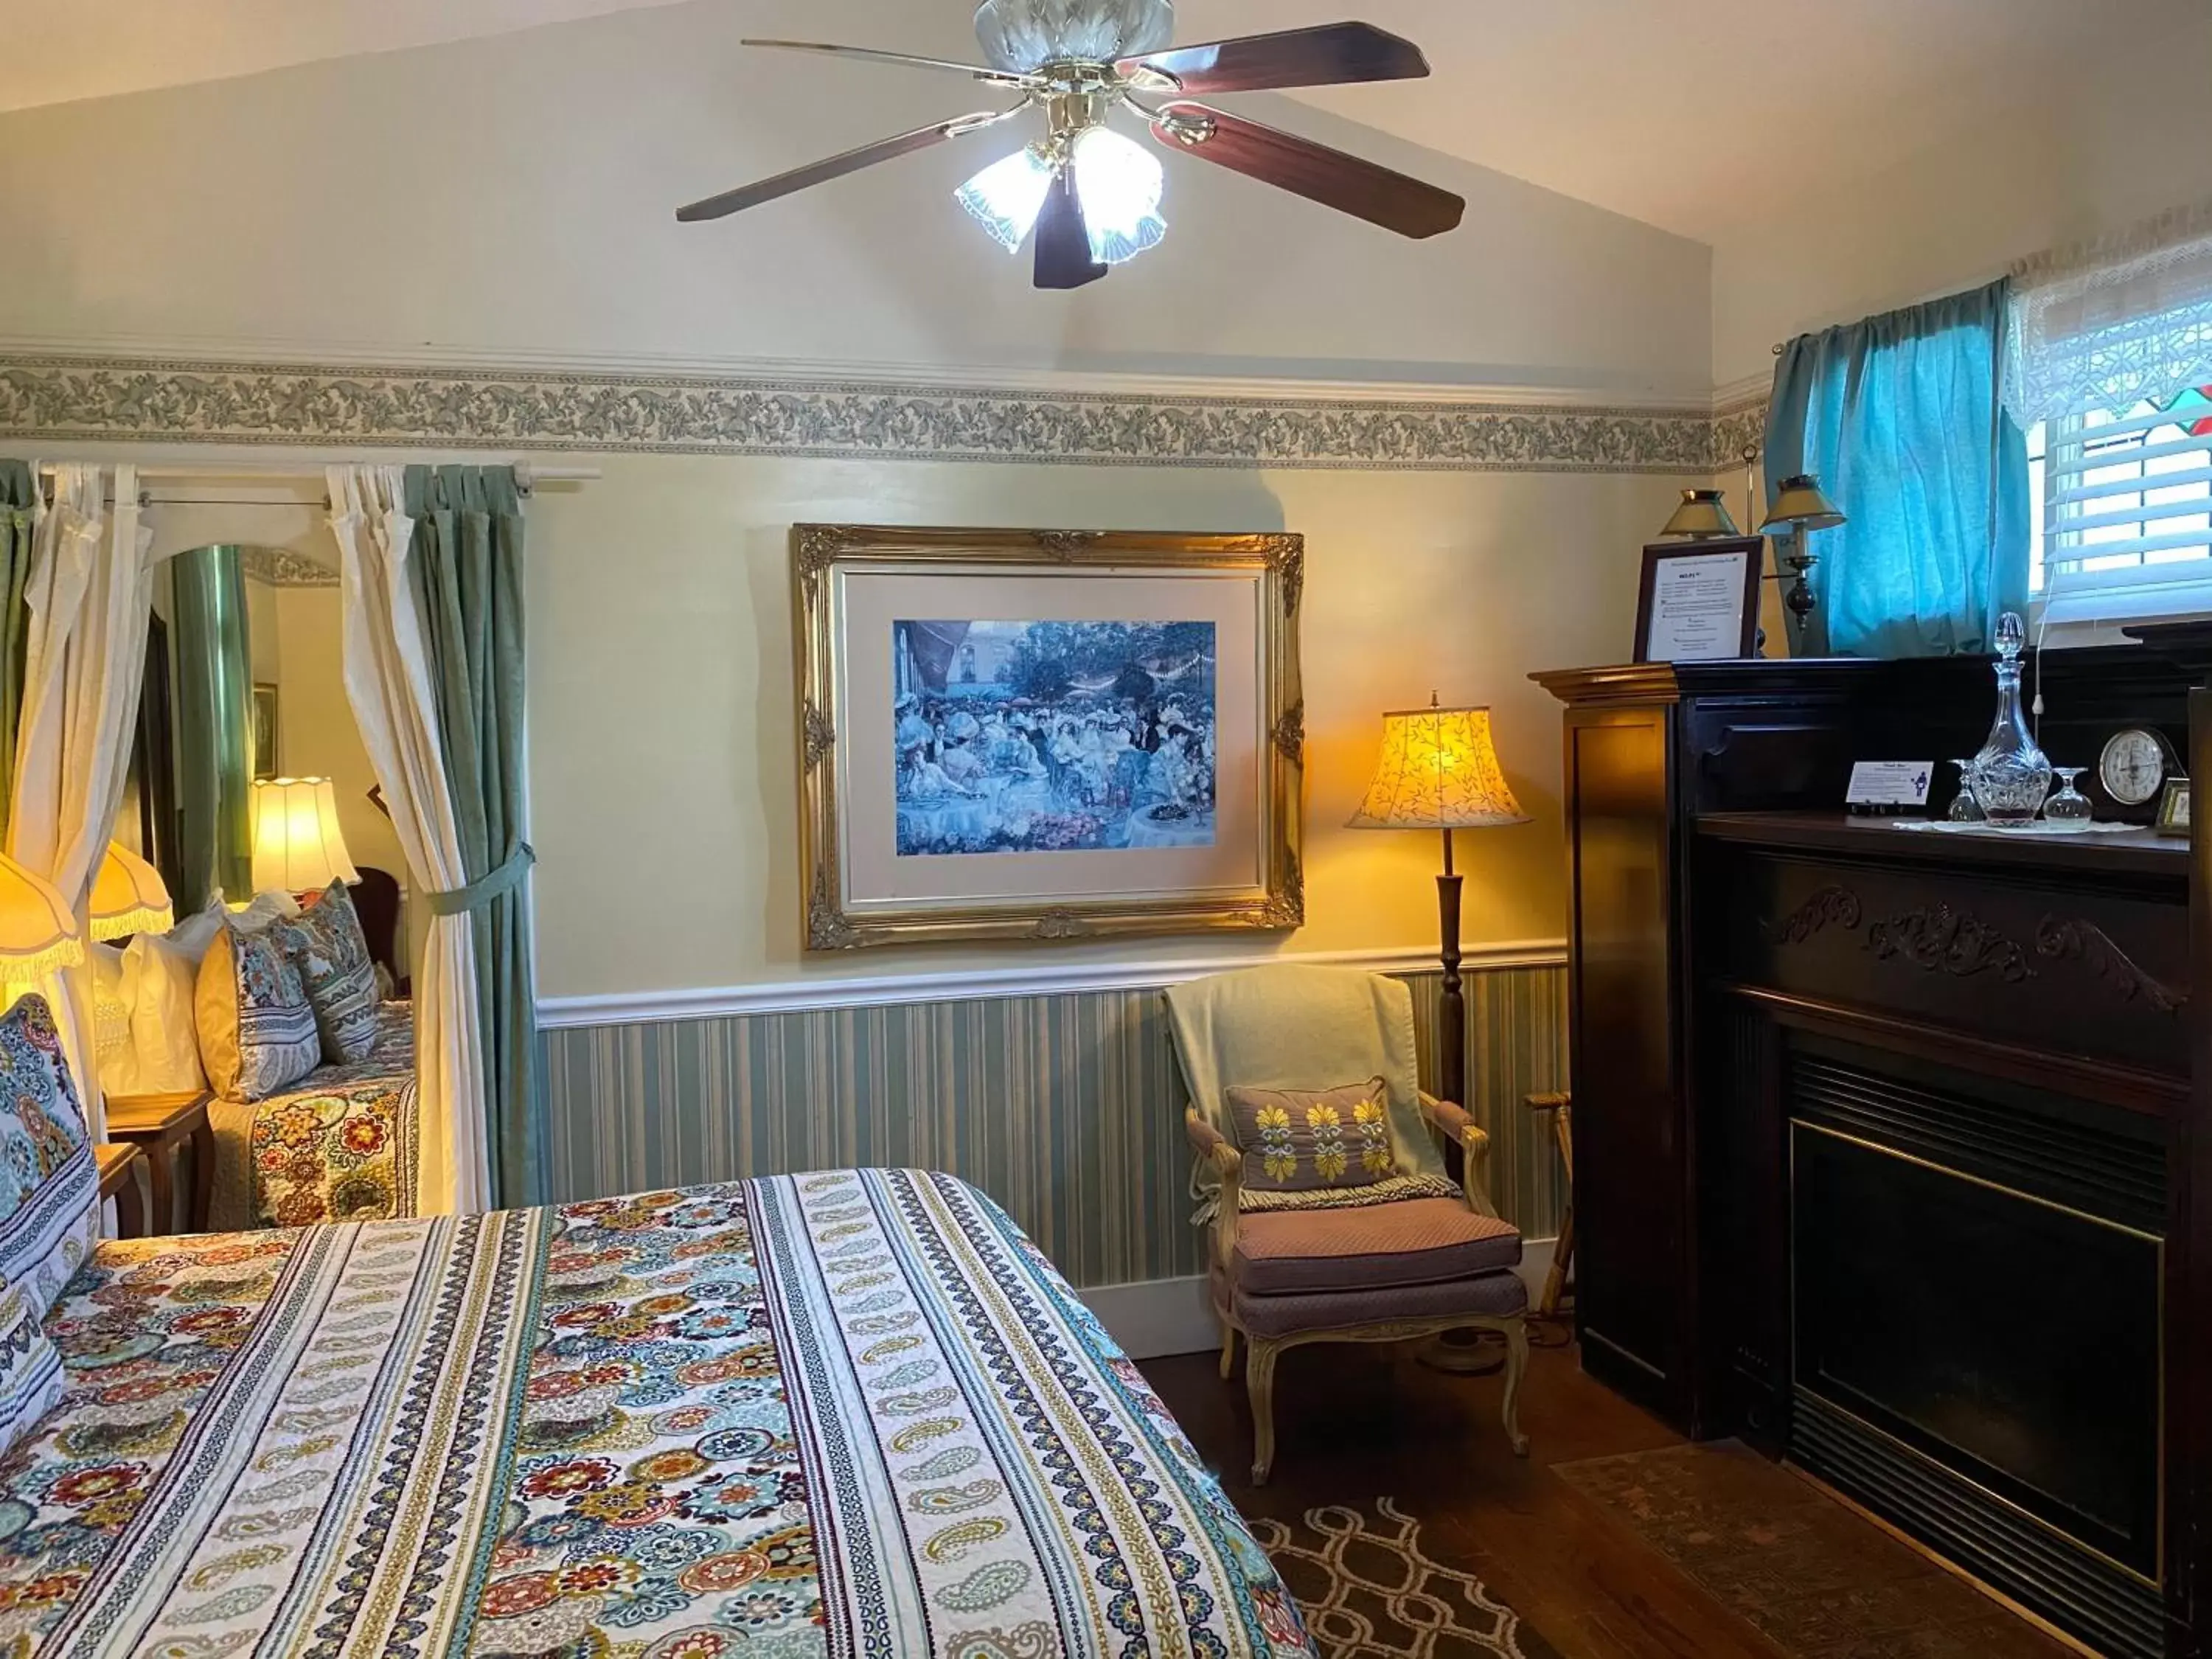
(1538, 644, 2212, 1659)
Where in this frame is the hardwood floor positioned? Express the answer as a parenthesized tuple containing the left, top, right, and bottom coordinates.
(1143, 1331, 1787, 1659)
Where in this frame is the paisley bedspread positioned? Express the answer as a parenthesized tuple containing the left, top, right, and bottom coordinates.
(0, 1171, 1312, 1658)
(210, 1002, 421, 1231)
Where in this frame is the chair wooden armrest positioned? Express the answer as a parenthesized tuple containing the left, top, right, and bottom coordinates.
(1186, 1110, 1243, 1273)
(1419, 1091, 1500, 1218)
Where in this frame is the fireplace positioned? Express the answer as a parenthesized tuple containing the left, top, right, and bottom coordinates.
(1786, 1036, 2166, 1658)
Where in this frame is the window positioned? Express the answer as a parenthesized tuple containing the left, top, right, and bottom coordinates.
(2032, 376, 2212, 622)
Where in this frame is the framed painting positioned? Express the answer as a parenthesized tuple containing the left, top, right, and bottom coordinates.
(796, 525, 1305, 950)
(251, 683, 282, 781)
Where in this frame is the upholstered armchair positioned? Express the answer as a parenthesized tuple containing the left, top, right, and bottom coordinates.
(1166, 964, 1531, 1484)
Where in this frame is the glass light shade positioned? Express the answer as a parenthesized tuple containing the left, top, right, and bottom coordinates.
(1073, 127, 1166, 265)
(88, 842, 174, 942)
(975, 0, 1174, 72)
(956, 145, 1056, 253)
(251, 778, 361, 894)
(1760, 473, 1847, 532)
(1349, 706, 1530, 831)
(0, 853, 83, 981)
(1660, 488, 1743, 540)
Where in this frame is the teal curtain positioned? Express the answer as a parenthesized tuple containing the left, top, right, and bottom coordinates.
(0, 465, 35, 838)
(404, 466, 539, 1209)
(1765, 279, 2029, 658)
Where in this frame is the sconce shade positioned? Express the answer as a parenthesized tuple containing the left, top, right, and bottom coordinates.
(251, 778, 361, 894)
(1660, 489, 1743, 540)
(0, 853, 84, 978)
(89, 842, 175, 942)
(1349, 706, 1530, 830)
(1761, 473, 1847, 533)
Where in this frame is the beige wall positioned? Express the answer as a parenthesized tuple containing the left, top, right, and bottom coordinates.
(524, 453, 1682, 999)
(1709, 10, 2212, 387)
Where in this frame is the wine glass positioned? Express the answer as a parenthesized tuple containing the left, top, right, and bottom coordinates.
(1947, 760, 1985, 824)
(2045, 768, 2094, 834)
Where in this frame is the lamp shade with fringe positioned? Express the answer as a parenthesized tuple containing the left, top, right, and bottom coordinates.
(0, 852, 85, 981)
(251, 778, 361, 894)
(89, 842, 175, 943)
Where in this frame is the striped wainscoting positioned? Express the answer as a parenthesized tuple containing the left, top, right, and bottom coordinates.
(540, 964, 1568, 1293)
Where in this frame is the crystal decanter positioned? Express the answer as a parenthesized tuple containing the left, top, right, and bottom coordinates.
(1969, 613, 2053, 827)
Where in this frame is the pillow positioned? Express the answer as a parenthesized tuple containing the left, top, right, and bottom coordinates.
(273, 882, 379, 1064)
(195, 923, 320, 1103)
(1226, 1077, 1398, 1194)
(229, 889, 301, 933)
(0, 1279, 64, 1460)
(101, 900, 229, 1098)
(0, 995, 99, 1319)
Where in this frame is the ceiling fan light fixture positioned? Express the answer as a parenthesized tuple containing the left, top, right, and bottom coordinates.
(956, 145, 1057, 251)
(1073, 126, 1166, 265)
(974, 0, 1174, 74)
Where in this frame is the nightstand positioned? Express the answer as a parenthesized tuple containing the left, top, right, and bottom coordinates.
(103, 1092, 216, 1235)
(96, 1143, 146, 1240)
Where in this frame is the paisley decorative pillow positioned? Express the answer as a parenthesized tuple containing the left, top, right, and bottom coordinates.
(0, 1279, 63, 1458)
(274, 882, 380, 1064)
(0, 995, 98, 1319)
(196, 923, 321, 1102)
(1225, 1076, 1397, 1194)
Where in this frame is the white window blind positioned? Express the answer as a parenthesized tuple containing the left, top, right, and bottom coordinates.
(2037, 392, 2212, 623)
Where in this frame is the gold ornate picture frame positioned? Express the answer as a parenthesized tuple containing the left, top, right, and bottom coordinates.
(796, 525, 1305, 950)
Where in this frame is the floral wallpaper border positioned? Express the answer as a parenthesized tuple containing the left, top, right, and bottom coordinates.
(0, 352, 1766, 476)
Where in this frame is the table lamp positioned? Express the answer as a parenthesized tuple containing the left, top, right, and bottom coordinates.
(1349, 698, 1531, 1121)
(1658, 489, 1743, 540)
(1759, 475, 1847, 653)
(0, 852, 84, 1013)
(251, 778, 361, 897)
(89, 843, 174, 942)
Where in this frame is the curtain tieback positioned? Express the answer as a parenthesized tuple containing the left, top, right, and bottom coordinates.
(425, 844, 536, 918)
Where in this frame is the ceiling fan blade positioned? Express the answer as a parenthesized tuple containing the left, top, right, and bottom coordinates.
(1034, 169, 1108, 291)
(742, 39, 1043, 90)
(1120, 22, 1428, 95)
(1152, 102, 1464, 239)
(678, 108, 1022, 223)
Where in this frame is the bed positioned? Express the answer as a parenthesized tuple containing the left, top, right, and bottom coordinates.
(0, 1169, 1312, 1657)
(207, 1001, 422, 1231)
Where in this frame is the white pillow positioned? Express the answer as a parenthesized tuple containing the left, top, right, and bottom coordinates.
(104, 900, 229, 1097)
(228, 889, 302, 934)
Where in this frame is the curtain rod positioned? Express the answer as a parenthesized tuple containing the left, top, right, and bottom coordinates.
(33, 461, 599, 490)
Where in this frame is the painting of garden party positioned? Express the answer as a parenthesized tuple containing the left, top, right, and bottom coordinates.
(892, 619, 1218, 858)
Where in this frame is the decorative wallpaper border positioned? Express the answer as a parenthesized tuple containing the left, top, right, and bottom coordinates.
(0, 352, 1762, 476)
(240, 547, 338, 588)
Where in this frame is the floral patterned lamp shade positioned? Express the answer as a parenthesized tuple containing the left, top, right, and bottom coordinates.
(0, 853, 84, 981)
(89, 842, 175, 943)
(251, 778, 361, 894)
(1349, 705, 1529, 831)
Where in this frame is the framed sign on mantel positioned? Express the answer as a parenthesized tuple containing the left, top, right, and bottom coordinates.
(796, 524, 1306, 950)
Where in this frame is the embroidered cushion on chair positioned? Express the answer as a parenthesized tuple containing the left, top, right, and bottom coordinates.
(0, 995, 99, 1320)
(1226, 1077, 1402, 1194)
(196, 922, 321, 1103)
(1231, 1198, 1523, 1296)
(274, 882, 380, 1064)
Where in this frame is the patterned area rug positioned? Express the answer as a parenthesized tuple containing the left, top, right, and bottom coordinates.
(1252, 1498, 1562, 1658)
(1556, 1443, 2073, 1658)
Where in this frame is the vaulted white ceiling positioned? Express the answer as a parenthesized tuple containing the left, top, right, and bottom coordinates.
(0, 0, 2201, 240)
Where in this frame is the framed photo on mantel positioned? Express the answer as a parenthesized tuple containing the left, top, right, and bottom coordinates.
(795, 524, 1307, 951)
(1635, 537, 1766, 664)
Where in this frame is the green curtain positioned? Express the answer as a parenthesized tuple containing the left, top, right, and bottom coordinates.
(0, 464, 38, 838)
(170, 546, 257, 912)
(405, 465, 539, 1209)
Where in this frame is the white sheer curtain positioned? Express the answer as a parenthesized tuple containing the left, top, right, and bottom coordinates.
(7, 464, 159, 1138)
(326, 465, 490, 1214)
(2006, 198, 2212, 426)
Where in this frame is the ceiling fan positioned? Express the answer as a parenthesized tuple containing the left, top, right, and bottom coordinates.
(677, 0, 1465, 290)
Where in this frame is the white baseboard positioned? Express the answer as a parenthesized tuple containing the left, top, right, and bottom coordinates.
(1078, 1236, 1562, 1362)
